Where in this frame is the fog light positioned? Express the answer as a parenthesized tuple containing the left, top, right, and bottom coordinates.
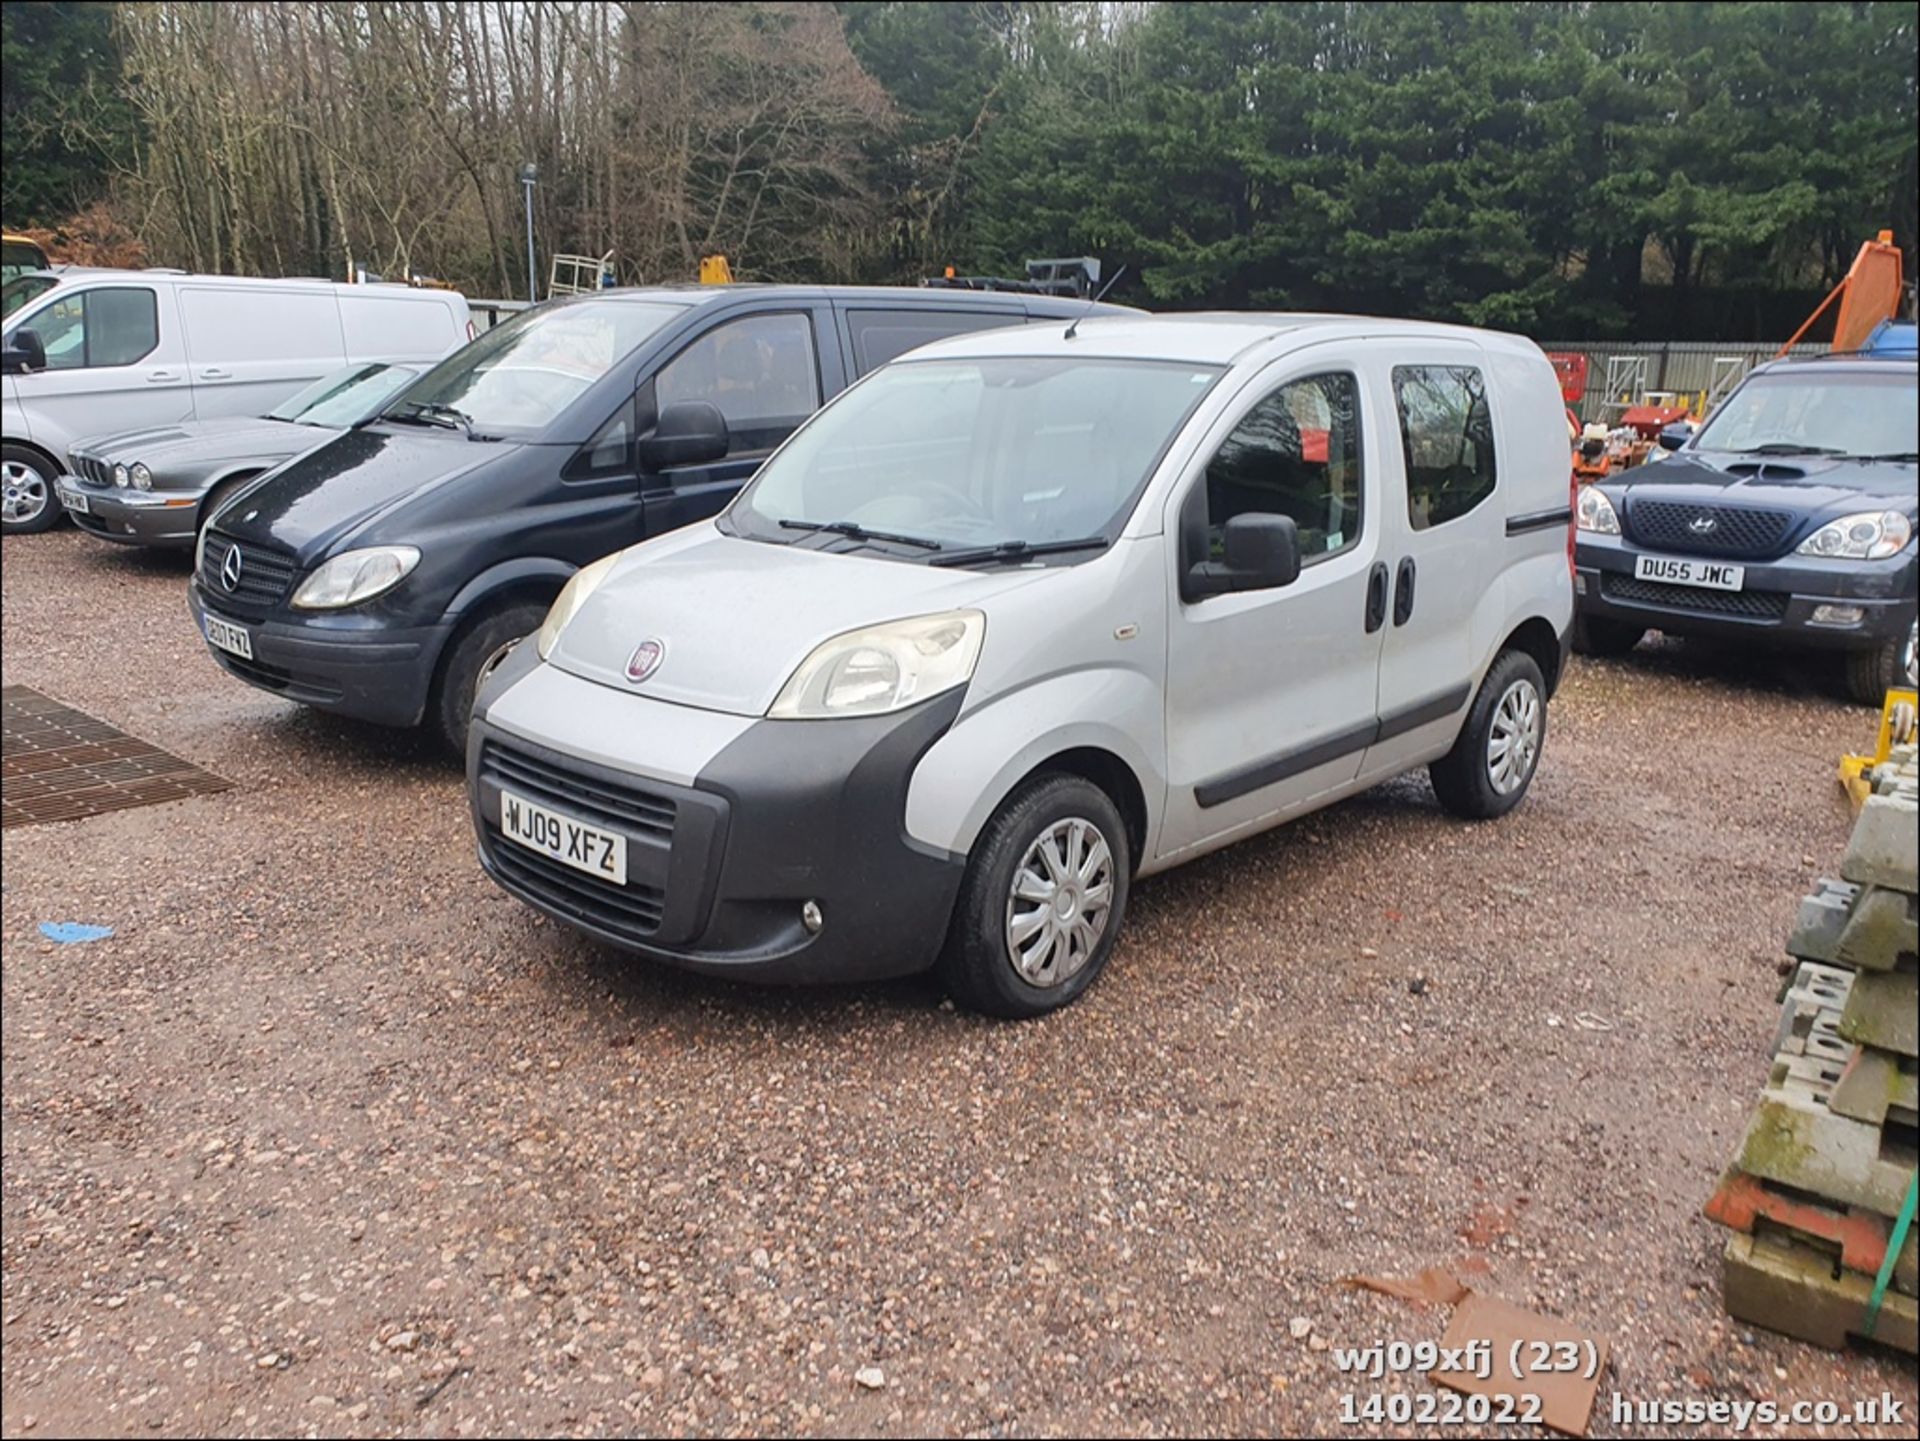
(1810, 604, 1864, 627)
(1573, 573, 1588, 596)
(800, 900, 824, 933)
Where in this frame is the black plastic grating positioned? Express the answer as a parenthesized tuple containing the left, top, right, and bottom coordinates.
(1624, 499, 1798, 559)
(198, 532, 300, 617)
(487, 832, 667, 938)
(1601, 573, 1789, 619)
(478, 740, 677, 840)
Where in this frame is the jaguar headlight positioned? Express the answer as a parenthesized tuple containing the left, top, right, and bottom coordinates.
(130, 463, 153, 491)
(770, 610, 985, 719)
(112, 463, 129, 488)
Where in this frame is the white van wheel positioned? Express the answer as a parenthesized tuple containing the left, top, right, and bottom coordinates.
(2, 447, 59, 534)
(1429, 649, 1548, 820)
(939, 774, 1130, 1018)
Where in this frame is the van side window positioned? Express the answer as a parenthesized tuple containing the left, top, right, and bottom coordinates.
(1392, 365, 1496, 529)
(1202, 372, 1361, 562)
(566, 400, 634, 481)
(846, 309, 1017, 372)
(656, 312, 818, 451)
(33, 287, 159, 370)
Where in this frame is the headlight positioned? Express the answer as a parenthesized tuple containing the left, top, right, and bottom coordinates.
(1575, 486, 1619, 534)
(1795, 510, 1912, 561)
(112, 463, 129, 488)
(290, 546, 422, 610)
(770, 610, 985, 719)
(130, 463, 152, 491)
(536, 552, 619, 659)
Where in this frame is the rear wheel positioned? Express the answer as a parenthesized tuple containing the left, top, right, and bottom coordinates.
(1845, 615, 1918, 705)
(1430, 650, 1547, 820)
(196, 473, 261, 542)
(432, 601, 549, 757)
(938, 774, 1131, 1018)
(1572, 613, 1645, 657)
(2, 445, 60, 534)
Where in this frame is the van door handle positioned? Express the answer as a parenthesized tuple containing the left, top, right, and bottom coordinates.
(199, 367, 231, 380)
(147, 369, 179, 383)
(1393, 556, 1417, 626)
(1364, 561, 1389, 633)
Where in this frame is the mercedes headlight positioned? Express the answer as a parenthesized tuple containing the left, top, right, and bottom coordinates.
(290, 546, 422, 610)
(536, 552, 619, 659)
(130, 462, 153, 491)
(1575, 486, 1619, 535)
(770, 610, 984, 719)
(112, 463, 129, 488)
(1795, 510, 1912, 561)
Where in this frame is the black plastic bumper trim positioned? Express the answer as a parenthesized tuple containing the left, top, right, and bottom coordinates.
(1507, 506, 1572, 536)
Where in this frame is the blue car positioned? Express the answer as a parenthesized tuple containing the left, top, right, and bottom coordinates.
(1573, 351, 1917, 702)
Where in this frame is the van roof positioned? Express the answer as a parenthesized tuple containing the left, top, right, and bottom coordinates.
(905, 312, 1541, 366)
(552, 283, 1122, 312)
(21, 266, 466, 297)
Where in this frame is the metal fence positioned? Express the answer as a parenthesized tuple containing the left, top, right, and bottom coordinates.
(470, 297, 533, 332)
(1540, 340, 1830, 424)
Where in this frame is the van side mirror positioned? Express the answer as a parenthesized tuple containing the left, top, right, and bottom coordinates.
(2, 328, 46, 374)
(1183, 512, 1302, 602)
(638, 401, 729, 472)
(1656, 422, 1691, 452)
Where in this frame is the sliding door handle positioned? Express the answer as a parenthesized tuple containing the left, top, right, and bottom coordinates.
(1364, 561, 1389, 633)
(1393, 556, 1417, 626)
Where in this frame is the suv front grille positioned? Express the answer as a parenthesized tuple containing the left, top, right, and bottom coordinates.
(198, 532, 299, 618)
(1624, 499, 1797, 559)
(1602, 573, 1789, 620)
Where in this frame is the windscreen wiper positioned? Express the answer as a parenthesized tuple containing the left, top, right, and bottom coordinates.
(1841, 451, 1919, 462)
(778, 518, 945, 551)
(1734, 443, 1842, 456)
(392, 401, 477, 436)
(928, 535, 1111, 568)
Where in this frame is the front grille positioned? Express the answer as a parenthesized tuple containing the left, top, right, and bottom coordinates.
(198, 531, 299, 618)
(478, 740, 677, 840)
(488, 838, 668, 938)
(1602, 573, 1789, 620)
(69, 453, 112, 486)
(1625, 499, 1797, 559)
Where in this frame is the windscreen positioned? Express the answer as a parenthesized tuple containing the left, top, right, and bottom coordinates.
(1695, 370, 1918, 460)
(268, 362, 419, 427)
(731, 356, 1222, 552)
(1, 273, 58, 320)
(386, 299, 681, 437)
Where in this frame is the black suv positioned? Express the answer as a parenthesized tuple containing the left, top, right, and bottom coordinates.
(1573, 352, 1918, 701)
(189, 285, 1119, 749)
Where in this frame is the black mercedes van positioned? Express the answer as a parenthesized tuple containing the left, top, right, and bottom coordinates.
(189, 285, 1118, 750)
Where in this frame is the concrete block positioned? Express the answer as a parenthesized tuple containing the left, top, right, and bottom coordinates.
(1838, 967, 1920, 1058)
(1736, 1078, 1917, 1219)
(1836, 885, 1920, 972)
(1842, 790, 1920, 892)
(1705, 1170, 1918, 1296)
(1829, 1045, 1920, 1128)
(1723, 1232, 1917, 1353)
(1773, 960, 1853, 1054)
(1788, 881, 1859, 965)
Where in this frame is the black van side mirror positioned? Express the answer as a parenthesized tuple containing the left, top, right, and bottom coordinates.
(638, 401, 729, 471)
(2, 328, 46, 375)
(1657, 421, 1692, 452)
(1183, 512, 1302, 601)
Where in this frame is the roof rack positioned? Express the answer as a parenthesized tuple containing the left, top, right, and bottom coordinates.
(923, 256, 1101, 299)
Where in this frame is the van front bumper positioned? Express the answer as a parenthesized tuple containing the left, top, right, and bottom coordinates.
(58, 476, 202, 548)
(468, 653, 966, 986)
(189, 583, 449, 728)
(1574, 534, 1917, 649)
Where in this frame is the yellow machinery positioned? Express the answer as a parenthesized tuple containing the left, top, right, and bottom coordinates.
(1779, 230, 1906, 358)
(699, 254, 733, 285)
(1840, 687, 1919, 813)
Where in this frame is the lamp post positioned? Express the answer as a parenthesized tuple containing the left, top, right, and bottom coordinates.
(518, 162, 539, 303)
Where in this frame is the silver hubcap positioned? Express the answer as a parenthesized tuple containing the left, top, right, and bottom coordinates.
(2, 459, 49, 524)
(1005, 817, 1114, 988)
(1904, 620, 1917, 688)
(1486, 679, 1542, 796)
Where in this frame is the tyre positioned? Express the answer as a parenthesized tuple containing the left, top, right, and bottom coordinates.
(1844, 614, 1918, 705)
(938, 774, 1131, 1018)
(196, 473, 261, 541)
(432, 601, 549, 756)
(1430, 649, 1548, 820)
(1571, 612, 1644, 657)
(2, 444, 61, 534)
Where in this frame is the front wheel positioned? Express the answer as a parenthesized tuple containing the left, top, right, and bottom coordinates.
(432, 601, 550, 757)
(1430, 650, 1548, 820)
(1845, 615, 1919, 705)
(938, 774, 1131, 1018)
(2, 445, 60, 534)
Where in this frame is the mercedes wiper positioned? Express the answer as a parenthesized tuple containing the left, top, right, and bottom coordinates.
(928, 535, 1111, 568)
(1733, 442, 1843, 456)
(778, 518, 945, 551)
(1842, 451, 1919, 462)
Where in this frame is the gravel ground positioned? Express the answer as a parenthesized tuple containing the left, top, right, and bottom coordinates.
(3, 528, 1915, 1439)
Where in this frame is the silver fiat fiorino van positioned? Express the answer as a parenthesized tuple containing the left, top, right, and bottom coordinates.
(467, 314, 1574, 1016)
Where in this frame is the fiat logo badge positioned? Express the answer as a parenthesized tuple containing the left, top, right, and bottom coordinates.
(625, 638, 665, 684)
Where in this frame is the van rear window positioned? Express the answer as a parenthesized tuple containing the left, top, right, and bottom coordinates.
(1392, 365, 1496, 530)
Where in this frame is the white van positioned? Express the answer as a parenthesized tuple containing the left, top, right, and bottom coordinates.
(466, 314, 1575, 1016)
(1, 269, 471, 532)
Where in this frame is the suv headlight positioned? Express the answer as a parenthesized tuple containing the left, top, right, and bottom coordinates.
(130, 463, 152, 491)
(1575, 486, 1619, 535)
(290, 546, 421, 609)
(536, 552, 619, 659)
(1796, 510, 1912, 561)
(770, 610, 985, 719)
